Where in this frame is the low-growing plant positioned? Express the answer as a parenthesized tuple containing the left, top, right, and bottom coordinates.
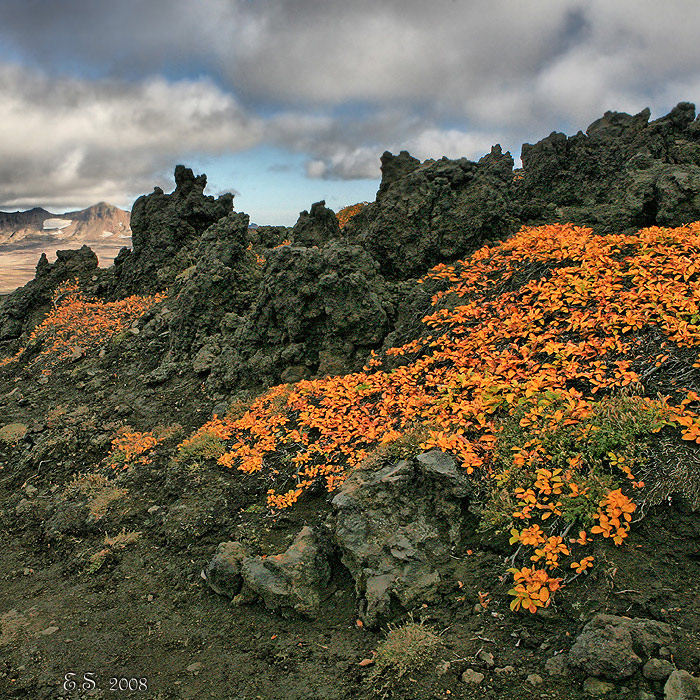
(368, 619, 441, 697)
(105, 428, 163, 471)
(0, 279, 166, 370)
(66, 472, 127, 520)
(85, 529, 140, 574)
(359, 423, 434, 471)
(172, 431, 227, 470)
(179, 222, 700, 612)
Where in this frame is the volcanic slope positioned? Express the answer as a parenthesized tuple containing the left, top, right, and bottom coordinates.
(0, 104, 699, 700)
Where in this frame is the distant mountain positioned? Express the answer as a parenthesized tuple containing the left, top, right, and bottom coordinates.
(0, 202, 131, 294)
(0, 202, 131, 246)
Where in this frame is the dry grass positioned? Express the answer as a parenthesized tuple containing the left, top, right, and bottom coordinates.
(67, 472, 127, 520)
(368, 619, 442, 697)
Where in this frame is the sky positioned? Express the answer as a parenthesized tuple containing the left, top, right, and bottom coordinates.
(0, 1, 699, 226)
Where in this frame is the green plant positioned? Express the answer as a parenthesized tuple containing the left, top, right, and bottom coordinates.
(368, 619, 441, 697)
(84, 529, 140, 575)
(66, 472, 127, 520)
(172, 431, 226, 469)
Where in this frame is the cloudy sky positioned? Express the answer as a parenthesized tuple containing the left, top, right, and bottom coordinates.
(0, 0, 699, 225)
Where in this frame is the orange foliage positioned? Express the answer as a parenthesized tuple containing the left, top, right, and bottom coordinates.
(182, 222, 700, 611)
(336, 202, 368, 229)
(0, 279, 166, 369)
(106, 429, 163, 470)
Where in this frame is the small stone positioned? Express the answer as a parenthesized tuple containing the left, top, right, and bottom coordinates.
(659, 647, 673, 660)
(436, 661, 451, 676)
(186, 662, 202, 674)
(545, 654, 569, 676)
(23, 485, 38, 497)
(0, 423, 28, 443)
(461, 669, 485, 685)
(147, 595, 154, 602)
(643, 658, 675, 681)
(495, 666, 515, 674)
(527, 674, 544, 686)
(147, 505, 160, 514)
(583, 677, 615, 696)
(15, 499, 32, 516)
(664, 670, 700, 700)
(37, 626, 59, 636)
(477, 649, 495, 668)
(638, 690, 656, 700)
(37, 376, 49, 385)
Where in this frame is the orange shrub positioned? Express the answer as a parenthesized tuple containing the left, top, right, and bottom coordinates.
(0, 279, 166, 369)
(181, 222, 700, 611)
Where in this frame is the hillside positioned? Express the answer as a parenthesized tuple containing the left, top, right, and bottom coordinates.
(0, 202, 131, 294)
(0, 105, 699, 700)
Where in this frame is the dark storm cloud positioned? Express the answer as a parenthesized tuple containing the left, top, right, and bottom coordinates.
(0, 0, 699, 204)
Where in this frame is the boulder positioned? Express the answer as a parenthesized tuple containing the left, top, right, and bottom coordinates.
(567, 614, 674, 681)
(643, 658, 676, 681)
(331, 450, 472, 628)
(202, 541, 248, 598)
(665, 670, 700, 700)
(238, 526, 334, 618)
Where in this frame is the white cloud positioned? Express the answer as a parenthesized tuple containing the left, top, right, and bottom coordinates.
(0, 64, 263, 208)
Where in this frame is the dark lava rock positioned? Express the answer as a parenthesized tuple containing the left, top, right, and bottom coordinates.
(202, 541, 249, 599)
(291, 200, 342, 248)
(664, 670, 700, 700)
(517, 102, 700, 232)
(206, 239, 392, 391)
(111, 165, 235, 295)
(163, 211, 259, 354)
(238, 526, 334, 618)
(330, 450, 472, 628)
(0, 246, 98, 341)
(567, 613, 674, 681)
(347, 146, 518, 279)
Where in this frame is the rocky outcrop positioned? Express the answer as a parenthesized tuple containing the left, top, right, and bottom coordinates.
(330, 450, 472, 628)
(111, 165, 235, 295)
(205, 239, 393, 392)
(202, 527, 334, 618)
(346, 146, 518, 279)
(290, 200, 341, 248)
(517, 102, 700, 232)
(163, 211, 259, 355)
(0, 245, 98, 341)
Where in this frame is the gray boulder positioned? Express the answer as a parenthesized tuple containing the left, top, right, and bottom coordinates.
(331, 450, 472, 628)
(238, 526, 334, 618)
(202, 541, 248, 598)
(568, 614, 674, 681)
(665, 670, 700, 700)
